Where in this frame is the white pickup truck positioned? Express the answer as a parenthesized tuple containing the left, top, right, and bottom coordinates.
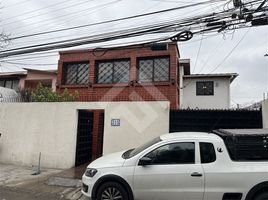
(82, 129, 268, 200)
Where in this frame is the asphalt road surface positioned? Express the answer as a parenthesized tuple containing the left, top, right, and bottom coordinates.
(0, 186, 66, 200)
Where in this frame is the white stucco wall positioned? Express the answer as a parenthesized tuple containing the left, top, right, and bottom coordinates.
(0, 102, 169, 169)
(262, 100, 268, 128)
(182, 77, 230, 109)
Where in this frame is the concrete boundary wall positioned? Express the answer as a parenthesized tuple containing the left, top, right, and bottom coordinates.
(0, 102, 169, 169)
(262, 100, 268, 128)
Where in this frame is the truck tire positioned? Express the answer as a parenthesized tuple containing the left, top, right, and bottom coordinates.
(96, 181, 129, 200)
(254, 192, 268, 200)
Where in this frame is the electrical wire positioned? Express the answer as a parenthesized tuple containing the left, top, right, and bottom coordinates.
(9, 0, 225, 40)
(192, 31, 204, 73)
(209, 28, 251, 73)
(2, 0, 33, 9)
(5, 61, 56, 66)
(1, 0, 266, 60)
(2, 0, 94, 23)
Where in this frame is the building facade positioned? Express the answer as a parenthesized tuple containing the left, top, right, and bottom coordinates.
(57, 42, 181, 109)
(0, 68, 57, 92)
(182, 74, 238, 109)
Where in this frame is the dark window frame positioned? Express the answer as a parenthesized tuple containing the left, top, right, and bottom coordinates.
(62, 61, 90, 85)
(0, 79, 20, 91)
(95, 58, 130, 84)
(200, 142, 217, 164)
(196, 81, 214, 96)
(137, 56, 170, 83)
(143, 142, 196, 165)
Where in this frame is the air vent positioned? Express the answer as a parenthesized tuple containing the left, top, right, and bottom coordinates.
(150, 43, 168, 51)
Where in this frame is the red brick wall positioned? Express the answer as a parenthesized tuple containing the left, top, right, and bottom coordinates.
(57, 42, 180, 109)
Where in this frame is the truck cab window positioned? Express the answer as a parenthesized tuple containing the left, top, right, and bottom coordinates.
(200, 142, 216, 163)
(146, 142, 195, 165)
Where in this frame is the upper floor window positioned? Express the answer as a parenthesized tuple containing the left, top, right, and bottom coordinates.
(137, 57, 169, 82)
(145, 142, 195, 165)
(0, 79, 19, 91)
(200, 142, 216, 163)
(96, 59, 130, 84)
(63, 62, 89, 85)
(196, 81, 214, 96)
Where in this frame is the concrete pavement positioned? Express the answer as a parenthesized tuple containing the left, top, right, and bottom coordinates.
(0, 163, 88, 200)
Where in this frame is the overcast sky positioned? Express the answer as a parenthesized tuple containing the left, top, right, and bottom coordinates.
(0, 0, 267, 107)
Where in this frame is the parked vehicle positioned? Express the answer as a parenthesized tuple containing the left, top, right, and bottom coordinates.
(82, 129, 268, 200)
(0, 87, 19, 102)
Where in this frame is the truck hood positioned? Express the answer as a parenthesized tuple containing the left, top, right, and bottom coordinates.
(88, 151, 126, 169)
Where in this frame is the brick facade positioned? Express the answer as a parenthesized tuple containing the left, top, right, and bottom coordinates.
(57, 42, 180, 109)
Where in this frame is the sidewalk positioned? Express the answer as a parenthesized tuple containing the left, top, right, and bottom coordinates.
(0, 163, 88, 200)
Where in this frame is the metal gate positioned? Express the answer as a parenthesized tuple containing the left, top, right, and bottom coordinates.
(96, 112, 104, 158)
(75, 110, 94, 166)
(170, 109, 263, 133)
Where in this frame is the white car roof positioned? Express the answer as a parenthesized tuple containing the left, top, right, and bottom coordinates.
(160, 132, 222, 141)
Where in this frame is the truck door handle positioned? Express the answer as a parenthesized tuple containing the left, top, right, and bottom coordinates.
(191, 172, 203, 177)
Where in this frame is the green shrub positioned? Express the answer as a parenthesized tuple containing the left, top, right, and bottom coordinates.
(22, 83, 79, 102)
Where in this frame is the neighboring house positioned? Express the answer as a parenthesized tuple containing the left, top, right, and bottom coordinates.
(182, 73, 238, 109)
(0, 68, 57, 92)
(57, 42, 182, 109)
(0, 71, 26, 92)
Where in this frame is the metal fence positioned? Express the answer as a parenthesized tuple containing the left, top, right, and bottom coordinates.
(170, 109, 263, 133)
(0, 96, 23, 103)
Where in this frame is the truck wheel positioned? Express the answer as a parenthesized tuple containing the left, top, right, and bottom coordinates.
(96, 181, 129, 200)
(255, 192, 268, 200)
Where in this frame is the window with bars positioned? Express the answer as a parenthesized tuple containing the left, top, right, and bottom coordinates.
(196, 81, 214, 96)
(63, 62, 89, 85)
(0, 79, 19, 91)
(137, 57, 170, 82)
(96, 59, 130, 84)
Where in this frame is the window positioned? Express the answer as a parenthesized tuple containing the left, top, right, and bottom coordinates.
(138, 57, 169, 82)
(0, 79, 19, 91)
(0, 80, 4, 87)
(200, 142, 216, 163)
(124, 137, 162, 159)
(63, 62, 89, 85)
(145, 142, 195, 165)
(96, 59, 130, 84)
(196, 81, 214, 95)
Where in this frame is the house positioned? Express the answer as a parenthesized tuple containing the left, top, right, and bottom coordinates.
(57, 42, 237, 110)
(57, 42, 180, 109)
(0, 42, 241, 169)
(0, 71, 26, 92)
(0, 68, 57, 92)
(181, 72, 238, 109)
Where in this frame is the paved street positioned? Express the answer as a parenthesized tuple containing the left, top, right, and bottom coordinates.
(0, 186, 65, 200)
(0, 164, 87, 200)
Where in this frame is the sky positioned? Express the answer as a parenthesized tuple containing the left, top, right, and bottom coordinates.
(0, 0, 267, 107)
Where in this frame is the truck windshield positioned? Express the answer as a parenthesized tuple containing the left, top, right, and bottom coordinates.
(123, 137, 162, 159)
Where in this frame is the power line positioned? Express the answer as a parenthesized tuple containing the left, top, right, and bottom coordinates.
(2, 0, 91, 23)
(9, 0, 123, 36)
(5, 61, 56, 66)
(1, 0, 266, 59)
(9, 0, 225, 40)
(2, 0, 33, 8)
(192, 31, 204, 73)
(209, 28, 251, 73)
(10, 1, 162, 46)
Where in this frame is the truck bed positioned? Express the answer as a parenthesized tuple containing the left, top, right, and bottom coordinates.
(213, 129, 268, 161)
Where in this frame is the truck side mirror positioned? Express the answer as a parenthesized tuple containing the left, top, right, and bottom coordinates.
(138, 157, 152, 166)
